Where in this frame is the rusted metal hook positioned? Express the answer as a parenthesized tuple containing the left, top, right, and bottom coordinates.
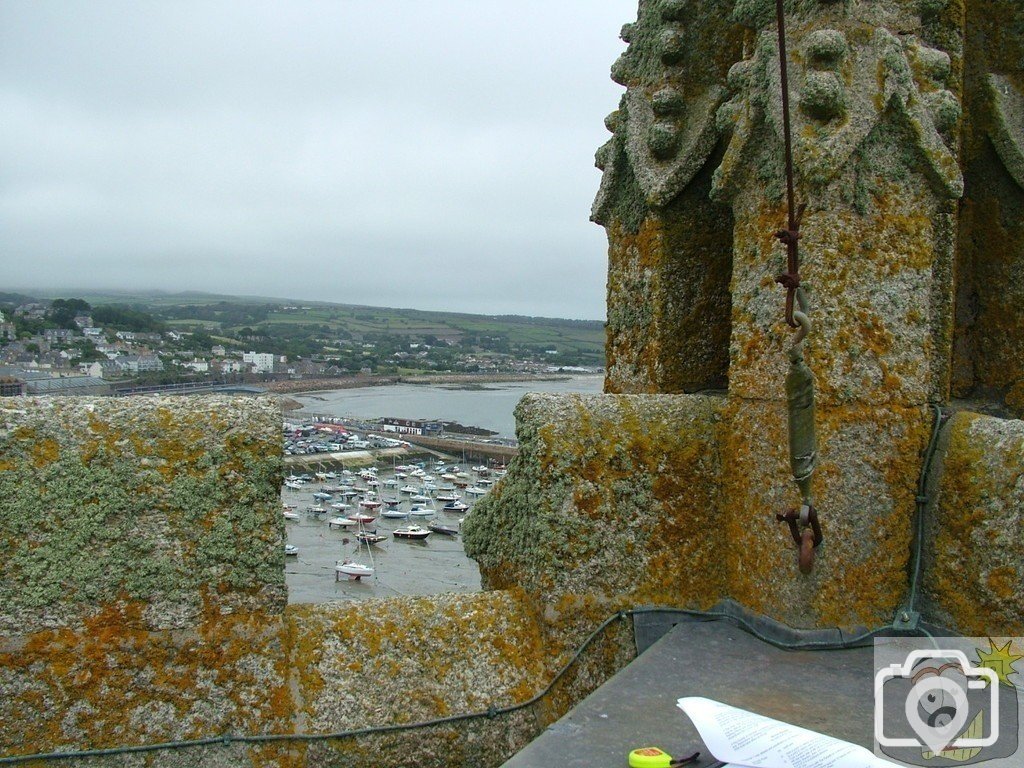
(775, 504, 822, 574)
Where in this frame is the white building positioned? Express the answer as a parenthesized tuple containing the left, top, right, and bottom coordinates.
(242, 351, 275, 374)
(122, 354, 164, 373)
(182, 359, 209, 373)
(215, 359, 245, 374)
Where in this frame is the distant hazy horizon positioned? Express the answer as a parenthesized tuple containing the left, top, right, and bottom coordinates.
(1, 1, 636, 321)
(2, 286, 607, 323)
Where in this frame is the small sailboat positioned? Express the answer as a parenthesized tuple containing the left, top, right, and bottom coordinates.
(335, 559, 374, 580)
(328, 516, 358, 529)
(408, 505, 436, 518)
(283, 509, 300, 521)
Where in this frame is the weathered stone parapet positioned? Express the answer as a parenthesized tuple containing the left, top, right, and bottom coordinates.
(0, 395, 290, 764)
(722, 401, 930, 627)
(287, 590, 550, 766)
(0, 609, 292, 764)
(923, 411, 1024, 636)
(0, 396, 285, 634)
(467, 393, 931, 630)
(464, 393, 728, 611)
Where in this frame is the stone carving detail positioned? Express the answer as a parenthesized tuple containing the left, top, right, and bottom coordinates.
(987, 74, 1024, 190)
(593, 0, 736, 221)
(714, 20, 963, 200)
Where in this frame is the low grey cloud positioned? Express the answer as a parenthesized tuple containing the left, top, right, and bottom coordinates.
(0, 1, 636, 319)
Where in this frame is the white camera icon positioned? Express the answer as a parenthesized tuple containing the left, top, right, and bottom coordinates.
(875, 649, 1000, 756)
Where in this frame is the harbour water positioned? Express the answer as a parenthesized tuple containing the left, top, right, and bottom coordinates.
(284, 375, 603, 604)
(290, 374, 604, 437)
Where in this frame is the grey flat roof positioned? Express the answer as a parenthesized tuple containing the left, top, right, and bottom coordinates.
(504, 618, 879, 768)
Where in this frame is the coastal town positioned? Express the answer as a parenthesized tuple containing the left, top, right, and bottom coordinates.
(0, 294, 603, 396)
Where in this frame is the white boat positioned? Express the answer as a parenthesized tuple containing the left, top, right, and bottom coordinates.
(436, 491, 460, 502)
(472, 465, 488, 473)
(455, 471, 469, 479)
(408, 505, 436, 518)
(399, 485, 418, 494)
(335, 560, 374, 580)
(283, 510, 300, 520)
(329, 502, 352, 511)
(285, 544, 299, 556)
(305, 505, 327, 514)
(422, 482, 438, 491)
(443, 500, 469, 513)
(313, 492, 333, 501)
(393, 524, 431, 540)
(395, 471, 407, 479)
(409, 494, 431, 503)
(328, 516, 358, 529)
(284, 481, 304, 490)
(381, 508, 409, 519)
(383, 478, 399, 487)
(477, 479, 494, 487)
(465, 486, 488, 496)
(359, 499, 382, 510)
(441, 473, 458, 482)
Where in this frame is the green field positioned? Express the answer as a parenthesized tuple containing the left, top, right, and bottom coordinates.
(25, 289, 606, 364)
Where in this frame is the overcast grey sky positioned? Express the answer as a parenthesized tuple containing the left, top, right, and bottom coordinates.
(0, 1, 637, 320)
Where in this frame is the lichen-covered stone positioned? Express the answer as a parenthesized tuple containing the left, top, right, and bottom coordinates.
(0, 396, 291, 764)
(465, 393, 727, 610)
(722, 401, 930, 627)
(288, 590, 549, 767)
(0, 396, 286, 633)
(596, 0, 741, 395)
(923, 412, 1024, 636)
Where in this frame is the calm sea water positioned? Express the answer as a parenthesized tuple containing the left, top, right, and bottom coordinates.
(291, 375, 604, 437)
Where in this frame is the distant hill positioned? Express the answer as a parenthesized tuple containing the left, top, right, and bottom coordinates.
(10, 289, 607, 366)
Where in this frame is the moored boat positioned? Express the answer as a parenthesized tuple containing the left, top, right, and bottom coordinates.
(427, 522, 459, 536)
(393, 524, 431, 540)
(335, 560, 374, 580)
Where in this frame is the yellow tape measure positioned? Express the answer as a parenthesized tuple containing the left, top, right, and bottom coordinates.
(628, 747, 674, 768)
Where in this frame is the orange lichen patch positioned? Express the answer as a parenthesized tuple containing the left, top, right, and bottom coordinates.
(986, 567, 1019, 602)
(2, 599, 291, 757)
(926, 413, 1024, 636)
(29, 438, 60, 468)
(287, 590, 549, 737)
(720, 399, 928, 627)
